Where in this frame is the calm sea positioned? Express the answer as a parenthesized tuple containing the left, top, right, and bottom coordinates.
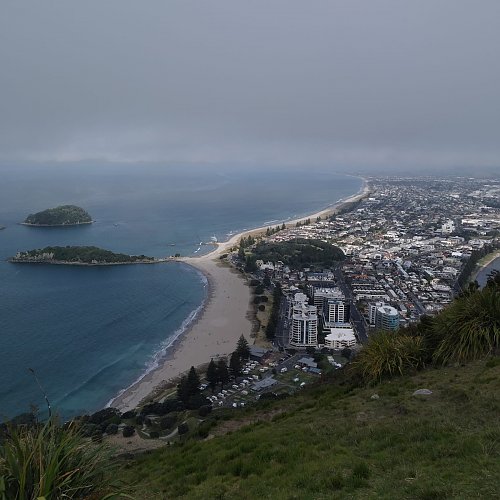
(0, 164, 361, 419)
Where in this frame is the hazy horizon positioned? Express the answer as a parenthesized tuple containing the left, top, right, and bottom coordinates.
(1, 1, 499, 173)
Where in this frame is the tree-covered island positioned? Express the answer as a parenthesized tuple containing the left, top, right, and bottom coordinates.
(22, 205, 93, 226)
(10, 246, 157, 265)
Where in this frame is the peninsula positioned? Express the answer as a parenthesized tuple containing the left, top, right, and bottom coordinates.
(10, 246, 157, 266)
(22, 205, 93, 226)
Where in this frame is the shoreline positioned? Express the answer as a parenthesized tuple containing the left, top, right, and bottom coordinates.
(471, 251, 500, 283)
(108, 176, 370, 411)
(8, 259, 163, 266)
(20, 221, 94, 227)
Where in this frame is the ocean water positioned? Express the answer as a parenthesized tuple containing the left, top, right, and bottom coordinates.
(0, 164, 361, 419)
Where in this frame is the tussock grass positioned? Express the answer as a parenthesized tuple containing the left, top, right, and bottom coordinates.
(352, 331, 425, 382)
(0, 417, 123, 499)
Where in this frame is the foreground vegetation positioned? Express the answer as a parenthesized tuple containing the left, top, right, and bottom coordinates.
(23, 205, 92, 226)
(0, 418, 121, 499)
(119, 357, 500, 499)
(11, 246, 155, 264)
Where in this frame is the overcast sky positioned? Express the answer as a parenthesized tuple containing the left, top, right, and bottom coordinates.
(1, 1, 499, 170)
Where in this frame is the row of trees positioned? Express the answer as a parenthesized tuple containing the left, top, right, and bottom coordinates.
(178, 336, 251, 398)
(266, 283, 282, 340)
(295, 218, 311, 227)
(265, 224, 286, 236)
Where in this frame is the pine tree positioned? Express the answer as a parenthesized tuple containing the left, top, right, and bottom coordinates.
(236, 334, 250, 360)
(206, 359, 218, 393)
(186, 366, 200, 396)
(177, 375, 190, 403)
(216, 359, 230, 389)
(229, 351, 242, 377)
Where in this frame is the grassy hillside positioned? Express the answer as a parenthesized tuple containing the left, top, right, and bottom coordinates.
(119, 357, 500, 499)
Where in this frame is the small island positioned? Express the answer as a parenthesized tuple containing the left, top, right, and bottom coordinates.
(0, 225, 5, 230)
(22, 205, 93, 226)
(10, 246, 158, 266)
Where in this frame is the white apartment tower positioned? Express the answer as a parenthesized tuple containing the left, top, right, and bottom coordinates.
(289, 293, 318, 347)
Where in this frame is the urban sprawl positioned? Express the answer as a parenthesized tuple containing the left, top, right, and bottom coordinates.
(251, 176, 499, 357)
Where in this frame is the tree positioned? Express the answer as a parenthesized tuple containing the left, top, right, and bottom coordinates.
(206, 359, 218, 392)
(186, 366, 201, 396)
(176, 375, 190, 404)
(229, 351, 242, 377)
(217, 359, 230, 389)
(236, 335, 250, 360)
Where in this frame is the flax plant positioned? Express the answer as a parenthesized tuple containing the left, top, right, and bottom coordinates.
(432, 285, 500, 364)
(0, 417, 121, 499)
(353, 331, 426, 382)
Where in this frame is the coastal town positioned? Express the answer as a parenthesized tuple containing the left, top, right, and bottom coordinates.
(251, 176, 499, 353)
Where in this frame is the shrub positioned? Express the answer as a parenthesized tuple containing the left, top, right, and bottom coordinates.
(187, 393, 210, 410)
(198, 424, 210, 439)
(258, 304, 265, 311)
(80, 423, 98, 438)
(122, 425, 135, 438)
(198, 405, 212, 417)
(149, 431, 160, 439)
(0, 417, 116, 498)
(353, 331, 426, 382)
(178, 423, 189, 435)
(121, 410, 136, 419)
(105, 423, 118, 435)
(160, 415, 177, 430)
(432, 286, 500, 364)
(88, 407, 121, 425)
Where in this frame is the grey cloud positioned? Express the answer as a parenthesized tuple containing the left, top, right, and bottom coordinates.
(0, 0, 499, 169)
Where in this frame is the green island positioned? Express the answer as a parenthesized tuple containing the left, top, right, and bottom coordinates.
(23, 205, 93, 226)
(10, 246, 156, 265)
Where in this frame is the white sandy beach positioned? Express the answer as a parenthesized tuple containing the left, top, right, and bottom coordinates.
(109, 179, 370, 411)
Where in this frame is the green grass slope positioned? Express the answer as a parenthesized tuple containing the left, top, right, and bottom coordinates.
(120, 357, 500, 499)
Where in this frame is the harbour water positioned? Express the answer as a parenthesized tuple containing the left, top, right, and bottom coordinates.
(0, 164, 362, 419)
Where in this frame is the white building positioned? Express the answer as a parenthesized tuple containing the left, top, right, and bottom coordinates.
(310, 287, 344, 313)
(324, 328, 357, 349)
(324, 298, 349, 324)
(289, 293, 318, 347)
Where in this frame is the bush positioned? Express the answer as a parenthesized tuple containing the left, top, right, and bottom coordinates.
(432, 286, 500, 364)
(198, 405, 212, 417)
(121, 410, 136, 419)
(149, 431, 160, 439)
(160, 415, 177, 430)
(178, 423, 189, 435)
(135, 415, 145, 425)
(80, 423, 98, 438)
(89, 407, 121, 425)
(198, 424, 210, 439)
(105, 423, 118, 435)
(353, 331, 425, 382)
(258, 304, 265, 311)
(187, 393, 210, 410)
(122, 426, 135, 438)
